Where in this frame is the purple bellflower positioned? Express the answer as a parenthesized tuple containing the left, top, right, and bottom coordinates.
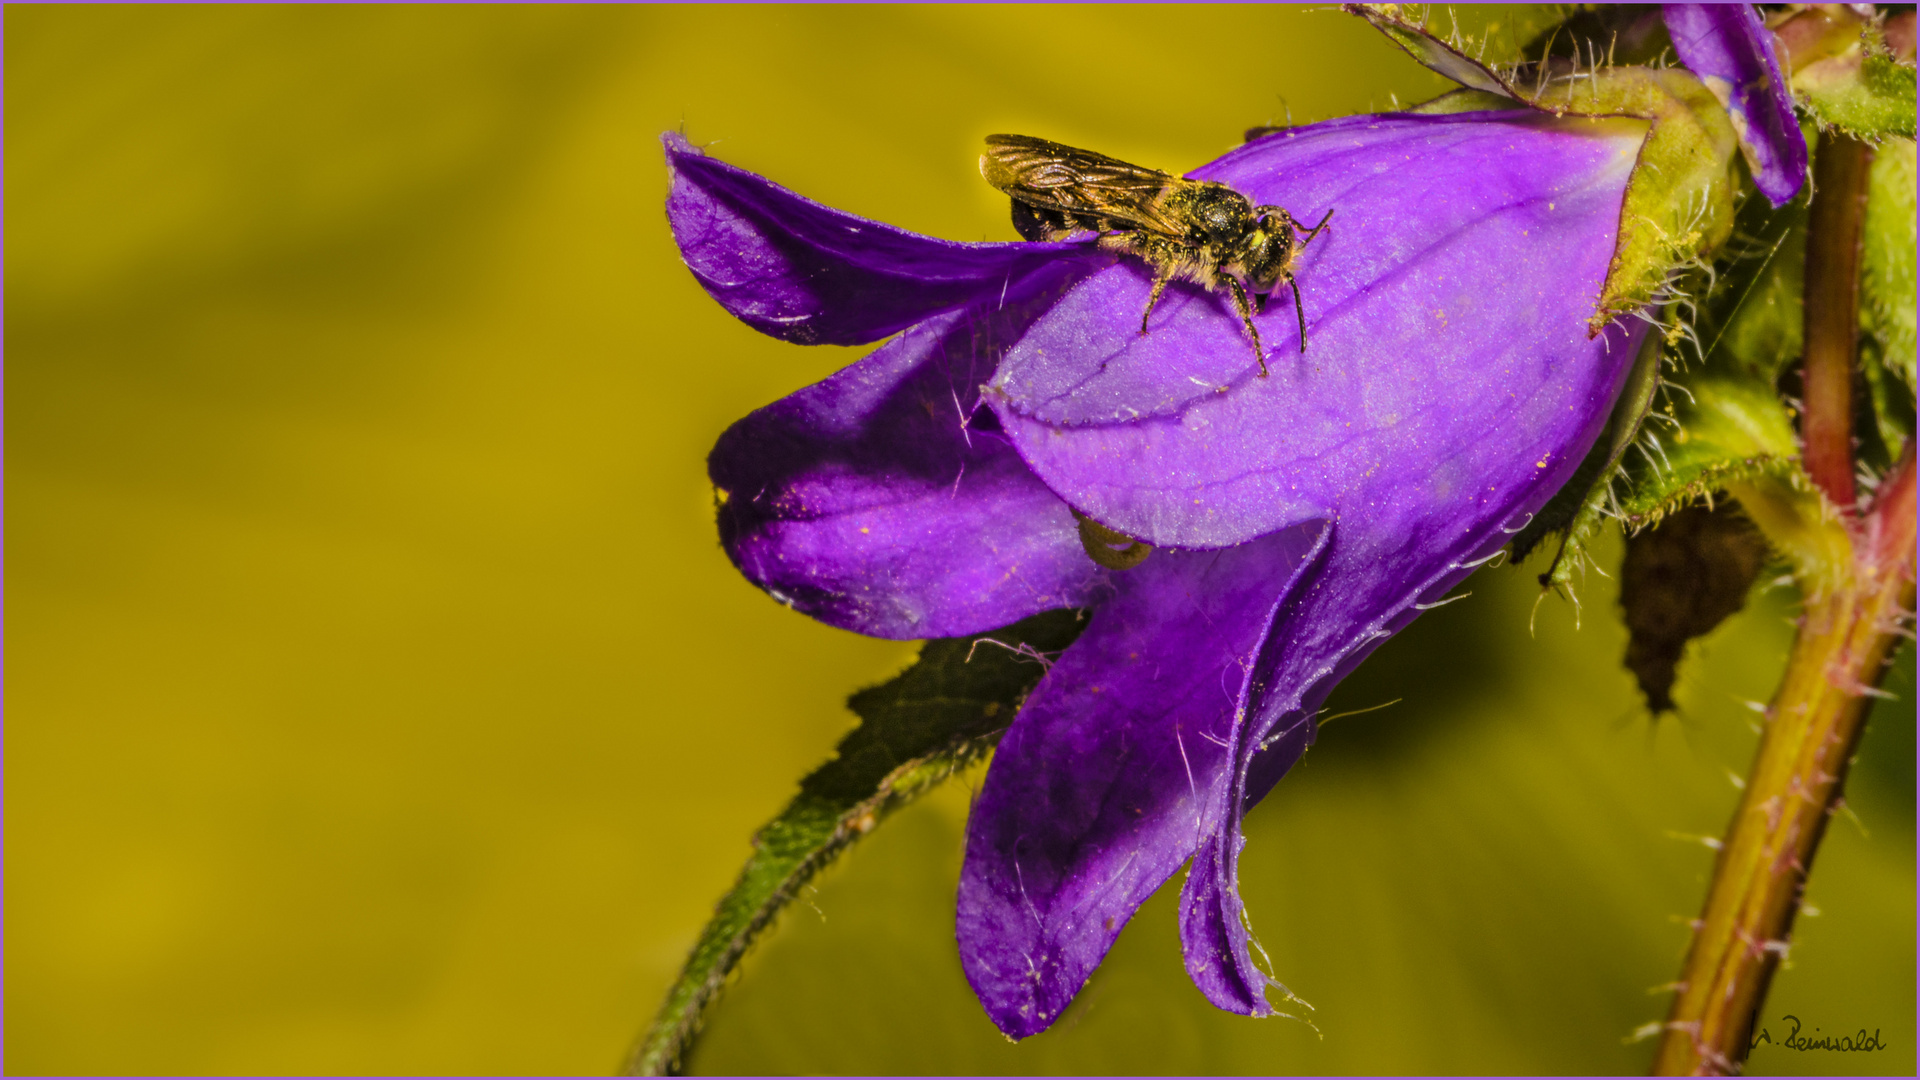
(670, 111, 1647, 1035)
(663, 2, 1809, 1043)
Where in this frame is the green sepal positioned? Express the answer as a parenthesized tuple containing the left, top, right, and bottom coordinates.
(1508, 423, 1612, 567)
(1575, 66, 1738, 332)
(1344, 3, 1514, 97)
(1407, 87, 1529, 116)
(1794, 32, 1919, 141)
(625, 609, 1085, 1076)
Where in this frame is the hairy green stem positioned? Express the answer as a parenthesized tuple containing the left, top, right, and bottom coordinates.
(1650, 445, 1915, 1075)
(1800, 132, 1872, 508)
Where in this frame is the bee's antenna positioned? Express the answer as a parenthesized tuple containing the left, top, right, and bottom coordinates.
(1302, 208, 1334, 246)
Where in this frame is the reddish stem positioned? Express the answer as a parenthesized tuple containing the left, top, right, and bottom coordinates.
(1799, 132, 1872, 510)
(1650, 445, 1915, 1075)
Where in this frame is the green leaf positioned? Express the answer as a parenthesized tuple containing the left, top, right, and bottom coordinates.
(1607, 371, 1853, 596)
(1695, 188, 1808, 385)
(1863, 136, 1917, 395)
(1795, 41, 1919, 141)
(1862, 336, 1917, 459)
(1721, 468, 1852, 597)
(1615, 375, 1800, 530)
(624, 609, 1085, 1076)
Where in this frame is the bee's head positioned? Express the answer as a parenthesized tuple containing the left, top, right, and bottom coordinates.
(1237, 211, 1299, 292)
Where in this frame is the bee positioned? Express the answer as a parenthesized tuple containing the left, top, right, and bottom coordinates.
(980, 133, 1332, 377)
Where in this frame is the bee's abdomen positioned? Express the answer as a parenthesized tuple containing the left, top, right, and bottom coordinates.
(1009, 199, 1059, 242)
(1011, 199, 1117, 243)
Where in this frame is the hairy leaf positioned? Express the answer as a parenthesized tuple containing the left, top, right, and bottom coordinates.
(1863, 337, 1917, 460)
(1615, 376, 1799, 530)
(1795, 39, 1919, 140)
(1863, 137, 1917, 394)
(1346, 2, 1514, 97)
(1722, 469, 1853, 597)
(1610, 373, 1850, 595)
(626, 609, 1085, 1076)
(1697, 190, 1808, 385)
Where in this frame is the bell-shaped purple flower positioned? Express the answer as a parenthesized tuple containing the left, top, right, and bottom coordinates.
(668, 108, 1648, 1037)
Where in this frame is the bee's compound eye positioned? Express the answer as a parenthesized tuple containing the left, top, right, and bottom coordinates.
(1257, 221, 1293, 259)
(1243, 234, 1286, 289)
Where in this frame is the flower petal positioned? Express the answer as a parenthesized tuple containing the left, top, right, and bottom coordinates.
(1174, 311, 1645, 1014)
(988, 111, 1647, 550)
(1663, 3, 1808, 207)
(955, 521, 1329, 1039)
(664, 132, 1101, 346)
(709, 261, 1107, 640)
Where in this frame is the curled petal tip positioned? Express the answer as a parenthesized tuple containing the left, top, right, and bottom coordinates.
(663, 131, 1095, 346)
(1663, 3, 1808, 207)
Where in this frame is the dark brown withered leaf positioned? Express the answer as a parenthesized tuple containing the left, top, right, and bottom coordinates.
(1620, 503, 1771, 713)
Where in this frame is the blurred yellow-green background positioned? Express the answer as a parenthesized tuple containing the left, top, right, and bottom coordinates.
(6, 5, 1912, 1075)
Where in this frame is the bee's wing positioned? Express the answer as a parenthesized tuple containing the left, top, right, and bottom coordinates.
(981, 134, 1185, 237)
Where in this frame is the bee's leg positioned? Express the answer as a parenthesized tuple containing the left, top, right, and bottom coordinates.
(1226, 276, 1268, 377)
(1286, 271, 1308, 353)
(1139, 269, 1174, 334)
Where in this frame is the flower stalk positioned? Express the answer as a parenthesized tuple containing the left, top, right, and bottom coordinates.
(1799, 130, 1874, 508)
(1650, 445, 1914, 1076)
(1651, 19, 1913, 1058)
